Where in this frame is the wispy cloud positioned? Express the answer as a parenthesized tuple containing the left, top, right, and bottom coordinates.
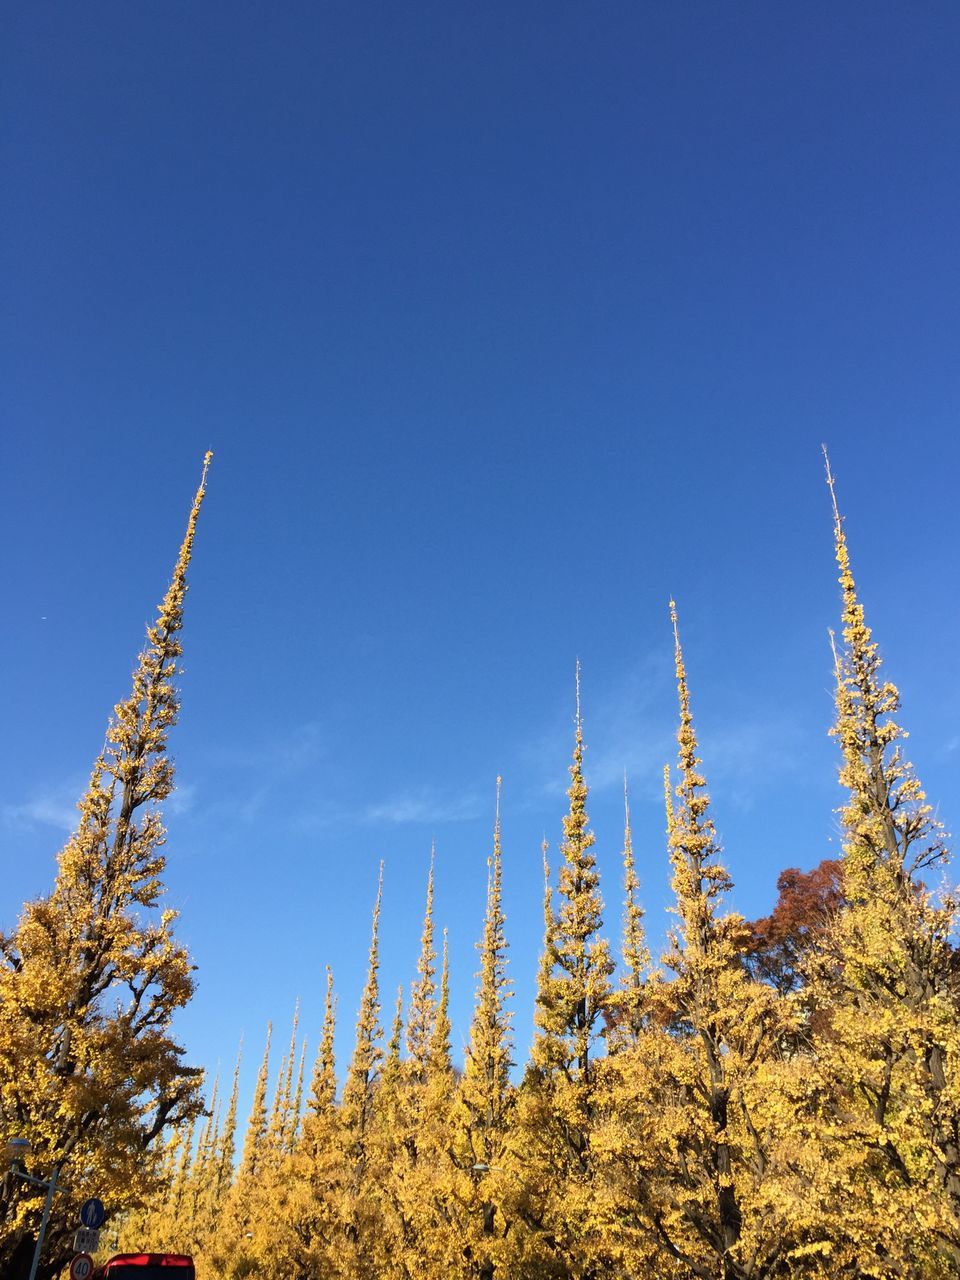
(520, 650, 674, 803)
(519, 648, 811, 815)
(689, 717, 809, 813)
(287, 782, 483, 834)
(202, 720, 326, 776)
(593, 713, 809, 813)
(167, 783, 198, 817)
(2, 723, 322, 844)
(361, 786, 483, 827)
(3, 776, 200, 833)
(201, 785, 271, 828)
(187, 720, 327, 828)
(2, 778, 85, 833)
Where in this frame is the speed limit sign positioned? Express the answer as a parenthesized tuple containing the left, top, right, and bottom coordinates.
(69, 1254, 94, 1280)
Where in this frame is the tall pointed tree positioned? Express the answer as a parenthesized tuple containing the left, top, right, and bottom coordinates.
(338, 865, 388, 1280)
(309, 967, 338, 1118)
(289, 1035, 308, 1152)
(239, 1023, 272, 1182)
(804, 451, 960, 1273)
(531, 835, 554, 1046)
(380, 853, 458, 1280)
(211, 1041, 241, 1208)
(170, 1117, 197, 1221)
(655, 603, 745, 1269)
(453, 777, 515, 1280)
(188, 1070, 220, 1242)
(266, 1000, 299, 1157)
(260, 984, 337, 1280)
(0, 455, 212, 1279)
(397, 922, 458, 1280)
(429, 927, 453, 1081)
(407, 846, 439, 1082)
(516, 666, 616, 1279)
(341, 863, 385, 1142)
(273, 967, 345, 1280)
(601, 603, 796, 1280)
(610, 775, 650, 1050)
(194, 1070, 220, 1186)
(382, 985, 405, 1091)
(460, 778, 514, 1162)
(531, 662, 614, 1081)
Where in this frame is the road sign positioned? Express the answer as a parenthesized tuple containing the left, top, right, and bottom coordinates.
(69, 1254, 94, 1280)
(74, 1228, 100, 1253)
(79, 1197, 105, 1229)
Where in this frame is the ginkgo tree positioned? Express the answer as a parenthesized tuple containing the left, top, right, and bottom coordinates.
(800, 452, 960, 1276)
(513, 667, 617, 1280)
(0, 455, 212, 1280)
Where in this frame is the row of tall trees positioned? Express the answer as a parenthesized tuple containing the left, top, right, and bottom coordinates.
(3, 452, 958, 1278)
(118, 460, 958, 1278)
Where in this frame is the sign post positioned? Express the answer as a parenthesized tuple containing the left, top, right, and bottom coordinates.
(27, 1163, 60, 1280)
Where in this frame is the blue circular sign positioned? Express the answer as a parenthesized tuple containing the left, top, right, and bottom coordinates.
(79, 1198, 105, 1229)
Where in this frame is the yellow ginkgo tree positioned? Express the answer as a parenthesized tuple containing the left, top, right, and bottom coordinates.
(801, 453, 960, 1276)
(513, 666, 617, 1279)
(595, 604, 802, 1280)
(0, 455, 212, 1280)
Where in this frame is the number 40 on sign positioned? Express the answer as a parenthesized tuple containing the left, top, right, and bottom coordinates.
(70, 1253, 94, 1280)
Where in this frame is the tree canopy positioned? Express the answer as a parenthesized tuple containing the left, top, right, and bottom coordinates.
(4, 451, 957, 1280)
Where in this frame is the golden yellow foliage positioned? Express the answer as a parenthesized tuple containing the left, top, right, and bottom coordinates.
(7, 451, 959, 1280)
(0, 455, 212, 1278)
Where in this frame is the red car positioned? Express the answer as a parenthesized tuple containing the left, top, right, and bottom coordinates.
(92, 1256, 195, 1280)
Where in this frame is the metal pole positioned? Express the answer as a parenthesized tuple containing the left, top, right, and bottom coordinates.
(26, 1164, 58, 1280)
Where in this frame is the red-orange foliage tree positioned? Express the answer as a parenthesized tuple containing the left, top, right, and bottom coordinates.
(743, 859, 844, 994)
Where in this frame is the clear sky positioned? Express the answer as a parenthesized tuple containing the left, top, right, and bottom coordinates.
(3, 3, 959, 1113)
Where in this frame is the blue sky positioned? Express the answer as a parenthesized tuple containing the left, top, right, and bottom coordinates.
(3, 3, 959, 1114)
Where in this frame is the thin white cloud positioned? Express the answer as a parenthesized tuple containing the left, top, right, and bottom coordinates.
(587, 730, 676, 799)
(521, 649, 673, 803)
(3, 776, 199, 833)
(700, 716, 806, 781)
(287, 784, 483, 833)
(519, 648, 810, 815)
(600, 715, 807, 814)
(2, 785, 81, 833)
(167, 783, 198, 817)
(203, 720, 326, 775)
(362, 786, 482, 827)
(183, 721, 326, 830)
(204, 785, 271, 826)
